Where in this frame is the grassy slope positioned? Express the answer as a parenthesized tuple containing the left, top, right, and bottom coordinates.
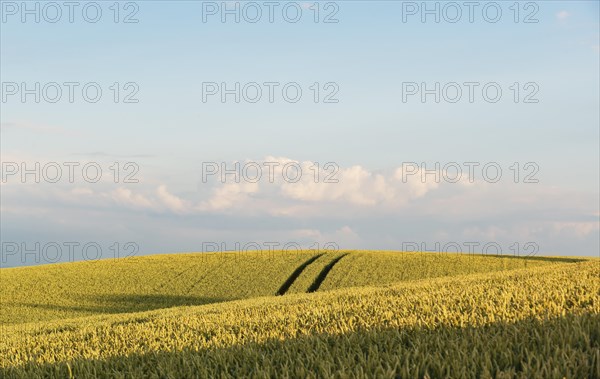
(318, 251, 575, 290)
(0, 251, 317, 325)
(0, 251, 563, 325)
(1, 260, 598, 378)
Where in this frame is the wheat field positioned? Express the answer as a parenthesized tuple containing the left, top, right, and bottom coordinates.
(0, 251, 597, 378)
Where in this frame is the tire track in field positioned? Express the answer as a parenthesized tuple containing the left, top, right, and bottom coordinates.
(307, 253, 349, 293)
(153, 260, 205, 293)
(184, 259, 231, 295)
(153, 266, 196, 292)
(153, 254, 218, 293)
(276, 254, 324, 296)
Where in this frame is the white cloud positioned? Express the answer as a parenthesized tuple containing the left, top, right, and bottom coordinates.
(551, 222, 599, 237)
(71, 187, 93, 196)
(556, 10, 570, 21)
(1, 157, 596, 226)
(287, 226, 361, 248)
(226, 157, 445, 209)
(156, 185, 187, 213)
(200, 181, 259, 211)
(2, 155, 598, 256)
(111, 187, 155, 209)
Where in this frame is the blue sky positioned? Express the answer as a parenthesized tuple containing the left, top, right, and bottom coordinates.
(1, 1, 599, 266)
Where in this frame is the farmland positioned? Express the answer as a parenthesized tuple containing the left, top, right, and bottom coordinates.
(0, 251, 561, 325)
(0, 251, 597, 378)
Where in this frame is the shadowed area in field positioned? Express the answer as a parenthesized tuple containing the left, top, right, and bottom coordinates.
(3, 312, 597, 378)
(276, 253, 324, 296)
(13, 294, 227, 315)
(477, 255, 586, 263)
(406, 253, 586, 263)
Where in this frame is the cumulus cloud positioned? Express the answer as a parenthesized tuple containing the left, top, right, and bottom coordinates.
(2, 156, 598, 257)
(111, 187, 155, 210)
(200, 181, 259, 211)
(157, 185, 187, 213)
(204, 157, 450, 211)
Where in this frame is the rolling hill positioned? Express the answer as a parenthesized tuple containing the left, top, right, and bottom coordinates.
(0, 250, 568, 325)
(0, 251, 597, 378)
